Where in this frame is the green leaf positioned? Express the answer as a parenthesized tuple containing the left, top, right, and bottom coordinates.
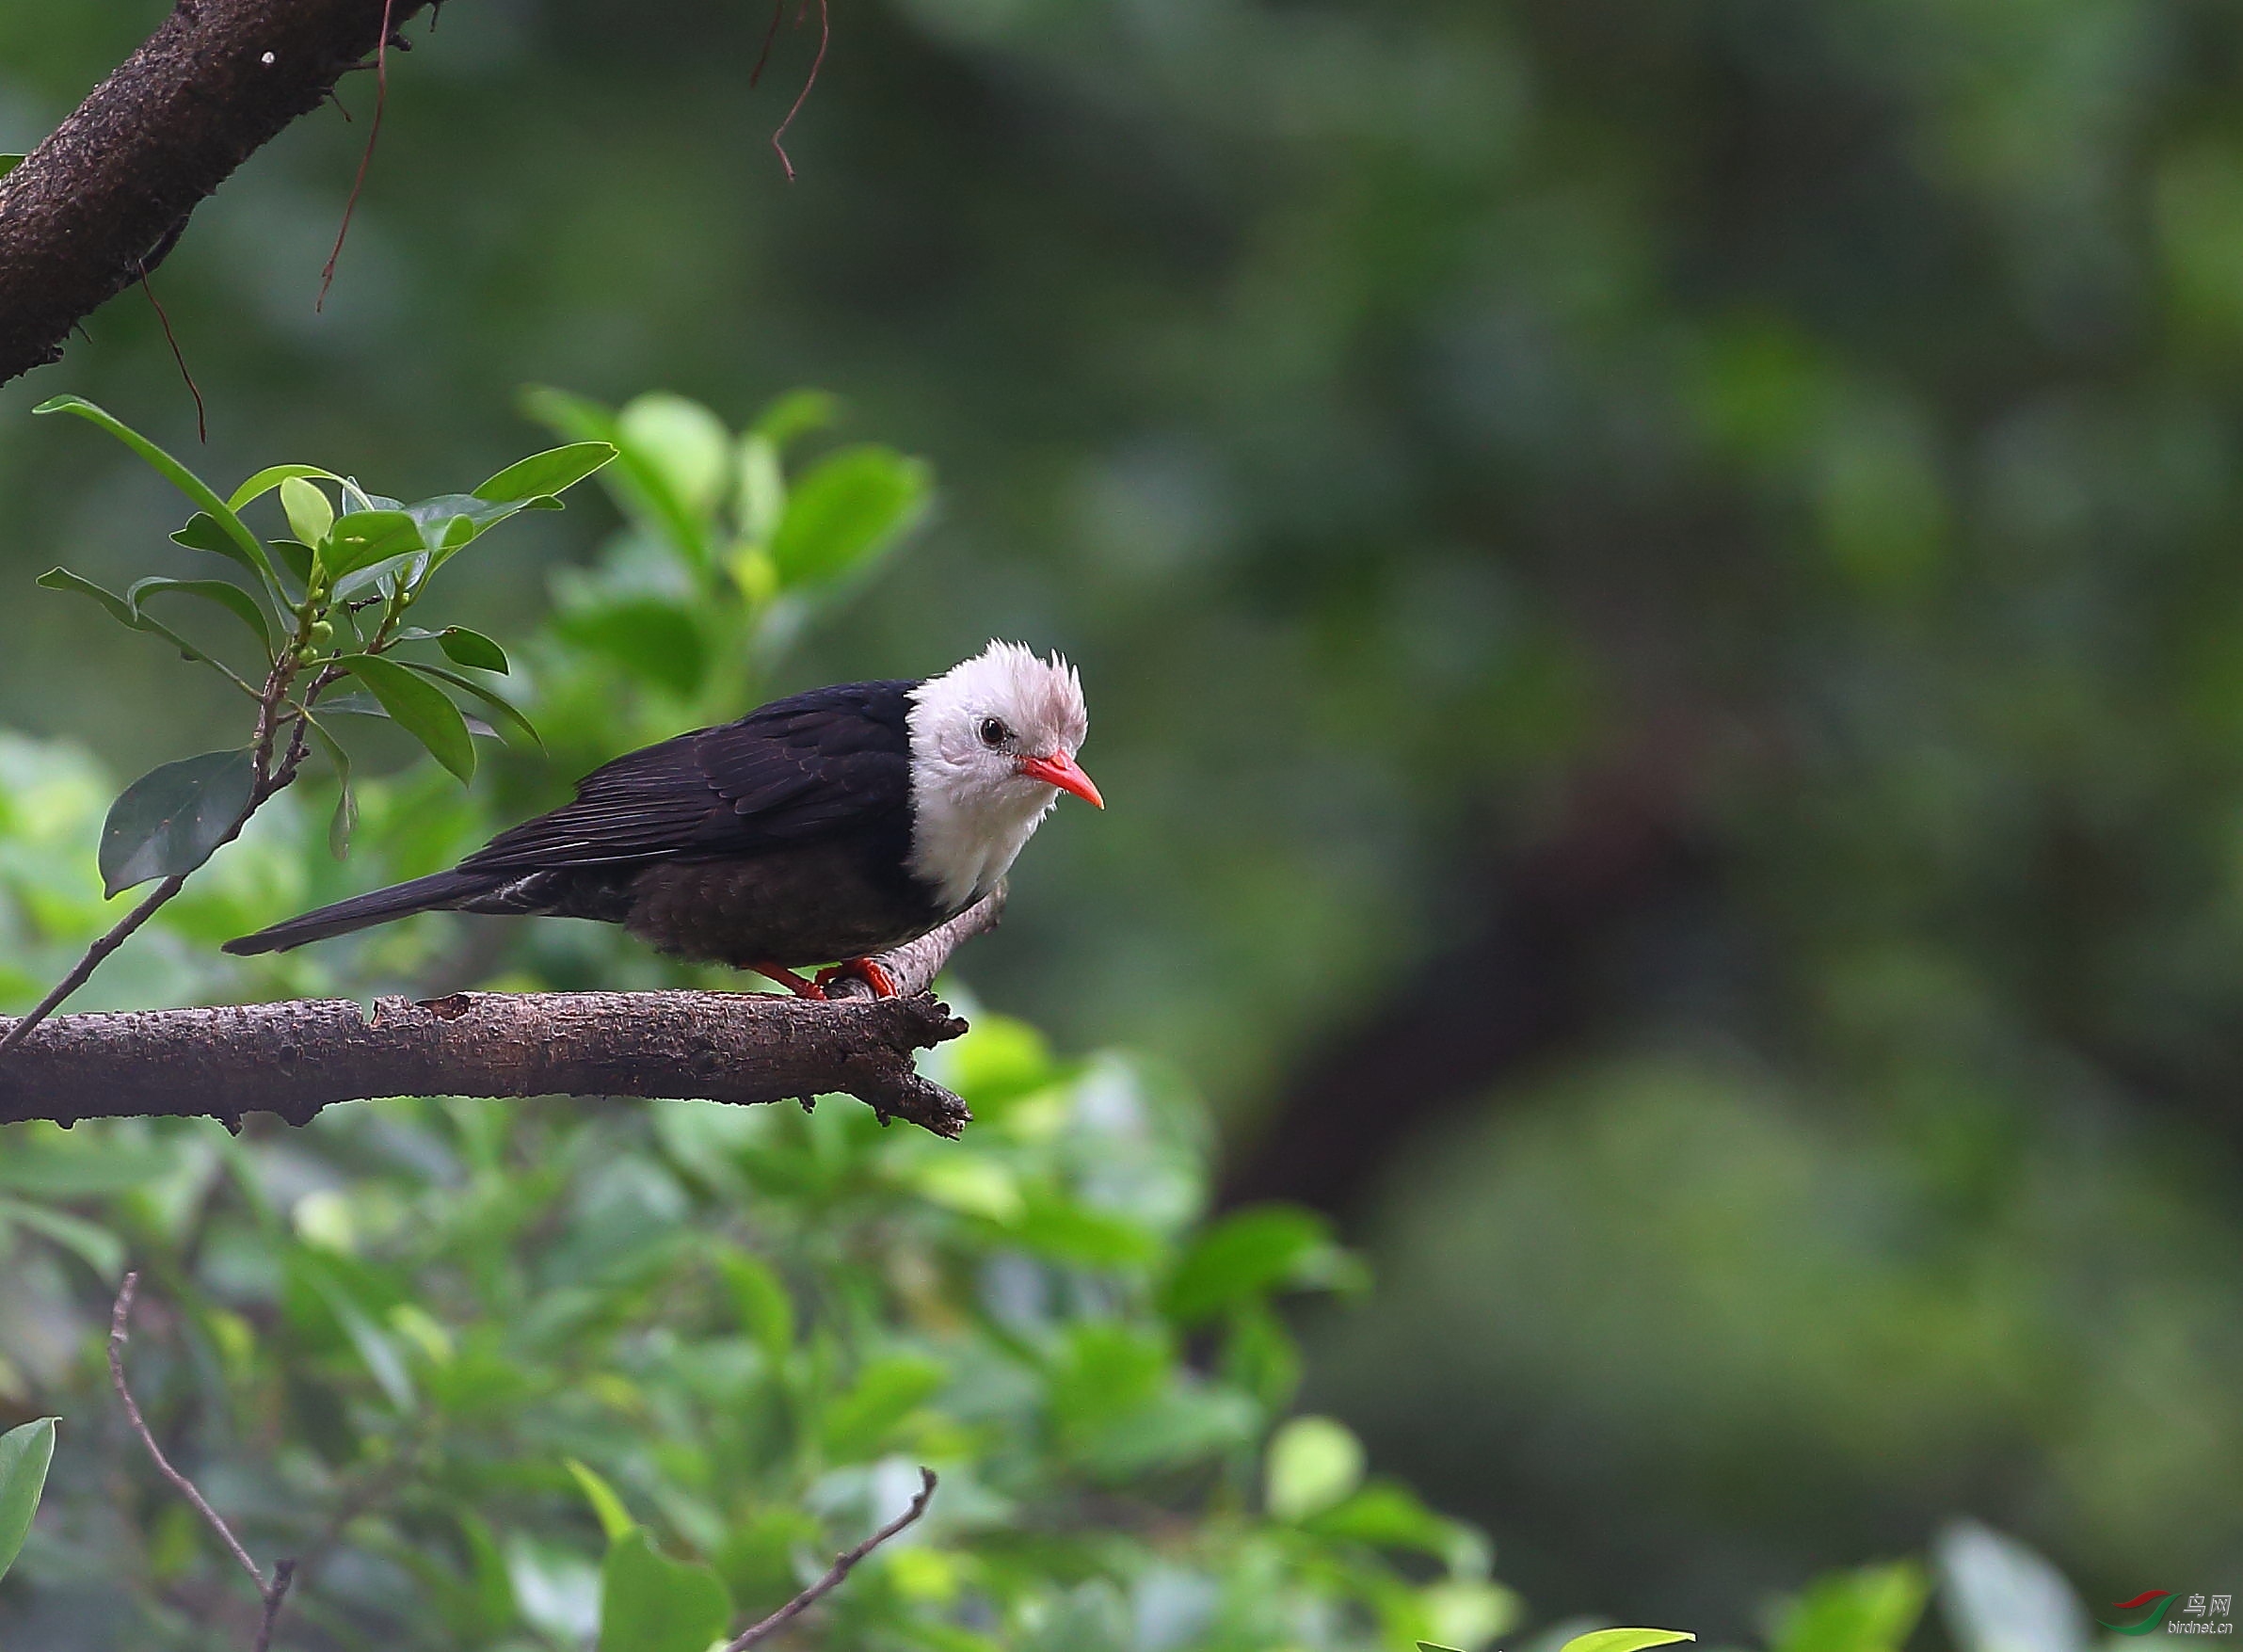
(99, 747, 258, 897)
(336, 655, 475, 782)
(1561, 1630, 1695, 1652)
(0, 1144, 180, 1196)
(619, 393, 732, 519)
(433, 625, 507, 673)
(398, 494, 534, 569)
(820, 1354, 948, 1463)
(473, 441, 617, 505)
(520, 385, 618, 446)
(717, 1251, 793, 1357)
(551, 598, 708, 698)
(1307, 1481, 1482, 1569)
(41, 566, 146, 629)
(713, 1507, 823, 1623)
(330, 775, 358, 858)
(269, 537, 316, 589)
(313, 694, 393, 719)
(280, 475, 335, 548)
(337, 482, 404, 514)
(1265, 1415, 1366, 1522)
(1049, 1322, 1169, 1440)
(735, 434, 786, 543)
(1074, 1386, 1260, 1482)
(566, 1459, 638, 1544)
(0, 1417, 56, 1585)
(171, 511, 241, 557)
(321, 509, 424, 580)
(525, 387, 713, 568)
(0, 1197, 125, 1283)
(1162, 1205, 1357, 1325)
(951, 1013, 1057, 1106)
(34, 396, 280, 600)
(1424, 1583, 1522, 1652)
(1012, 1194, 1159, 1268)
(226, 462, 342, 513)
(768, 444, 933, 589)
(395, 662, 541, 750)
(301, 1262, 417, 1413)
(127, 577, 273, 654)
(332, 551, 430, 601)
(598, 1529, 731, 1652)
(297, 710, 357, 859)
(40, 569, 258, 698)
(751, 387, 841, 449)
(1771, 1563, 1928, 1652)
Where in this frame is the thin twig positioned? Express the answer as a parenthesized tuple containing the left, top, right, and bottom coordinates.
(749, 0, 788, 88)
(317, 0, 396, 310)
(136, 261, 205, 443)
(0, 875, 188, 1060)
(252, 1560, 297, 1652)
(0, 633, 336, 1060)
(770, 0, 830, 182)
(0, 658, 301, 1061)
(725, 1468, 937, 1649)
(0, 736, 271, 1059)
(109, 1273, 298, 1647)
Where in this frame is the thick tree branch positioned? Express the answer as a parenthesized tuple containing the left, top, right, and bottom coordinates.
(0, 0, 437, 387)
(0, 990, 969, 1136)
(0, 892, 1005, 1138)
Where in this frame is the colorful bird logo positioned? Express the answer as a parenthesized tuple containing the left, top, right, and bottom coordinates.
(2100, 1592, 2181, 1635)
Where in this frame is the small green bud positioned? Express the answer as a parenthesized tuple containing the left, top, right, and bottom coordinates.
(309, 619, 334, 643)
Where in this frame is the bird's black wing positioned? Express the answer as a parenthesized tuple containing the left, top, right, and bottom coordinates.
(458, 681, 919, 874)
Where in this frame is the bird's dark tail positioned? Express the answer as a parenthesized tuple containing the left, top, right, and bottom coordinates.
(222, 870, 503, 955)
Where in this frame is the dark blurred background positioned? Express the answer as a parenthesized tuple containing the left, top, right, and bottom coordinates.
(4, 0, 2241, 1634)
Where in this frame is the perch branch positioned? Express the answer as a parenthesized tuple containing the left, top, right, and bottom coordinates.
(110, 1273, 298, 1652)
(725, 1468, 938, 1649)
(824, 884, 1005, 1001)
(0, 0, 441, 387)
(0, 892, 1005, 1138)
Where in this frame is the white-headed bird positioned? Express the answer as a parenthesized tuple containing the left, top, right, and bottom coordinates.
(225, 641, 1100, 997)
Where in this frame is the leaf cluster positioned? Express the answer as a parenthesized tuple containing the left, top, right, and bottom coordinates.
(32, 396, 614, 890)
(519, 387, 931, 758)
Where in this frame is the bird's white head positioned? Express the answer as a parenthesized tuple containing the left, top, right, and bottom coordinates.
(905, 641, 1101, 909)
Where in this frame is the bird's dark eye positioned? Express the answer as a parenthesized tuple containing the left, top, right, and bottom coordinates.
(978, 716, 1010, 748)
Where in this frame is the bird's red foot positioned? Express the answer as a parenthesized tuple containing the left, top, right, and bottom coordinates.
(816, 957, 900, 999)
(752, 961, 828, 1000)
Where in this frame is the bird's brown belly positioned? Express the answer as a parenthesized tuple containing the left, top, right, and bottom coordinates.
(621, 845, 944, 968)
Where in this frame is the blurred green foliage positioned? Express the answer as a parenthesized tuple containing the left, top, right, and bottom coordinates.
(0, 986, 1500, 1646)
(5, 0, 2243, 1632)
(0, 393, 1506, 1648)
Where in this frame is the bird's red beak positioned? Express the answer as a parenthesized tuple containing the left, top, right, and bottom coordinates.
(1017, 750, 1104, 809)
